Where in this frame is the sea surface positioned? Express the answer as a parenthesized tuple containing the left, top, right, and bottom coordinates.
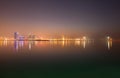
(0, 40, 120, 78)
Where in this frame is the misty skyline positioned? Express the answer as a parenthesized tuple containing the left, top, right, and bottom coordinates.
(0, 0, 120, 37)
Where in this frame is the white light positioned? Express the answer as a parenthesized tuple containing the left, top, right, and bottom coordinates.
(107, 36, 110, 40)
(83, 36, 87, 40)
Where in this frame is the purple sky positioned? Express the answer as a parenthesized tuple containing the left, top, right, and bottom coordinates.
(0, 0, 120, 38)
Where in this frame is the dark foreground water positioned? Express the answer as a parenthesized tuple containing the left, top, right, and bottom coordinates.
(0, 40, 120, 78)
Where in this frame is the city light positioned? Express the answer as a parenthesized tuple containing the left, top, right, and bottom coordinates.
(0, 34, 116, 50)
(107, 36, 112, 41)
(62, 36, 65, 41)
(75, 38, 80, 41)
(82, 36, 87, 41)
(106, 36, 112, 50)
(107, 36, 110, 40)
(107, 40, 112, 50)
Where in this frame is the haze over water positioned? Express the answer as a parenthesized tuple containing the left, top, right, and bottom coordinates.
(0, 0, 120, 78)
(0, 39, 120, 78)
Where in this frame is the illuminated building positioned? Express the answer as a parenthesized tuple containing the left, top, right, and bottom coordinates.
(28, 34, 36, 41)
(14, 32, 19, 40)
(19, 36, 25, 41)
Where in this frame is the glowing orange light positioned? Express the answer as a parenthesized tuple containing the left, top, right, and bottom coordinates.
(62, 36, 65, 41)
(83, 36, 87, 41)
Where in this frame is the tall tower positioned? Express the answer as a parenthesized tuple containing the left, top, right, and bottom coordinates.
(14, 32, 19, 40)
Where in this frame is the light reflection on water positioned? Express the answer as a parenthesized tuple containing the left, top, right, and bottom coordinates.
(107, 40, 112, 50)
(0, 40, 112, 51)
(0, 40, 120, 78)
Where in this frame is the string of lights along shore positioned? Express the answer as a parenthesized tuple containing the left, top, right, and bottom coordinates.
(0, 32, 112, 41)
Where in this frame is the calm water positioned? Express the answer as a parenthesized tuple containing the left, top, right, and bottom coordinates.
(0, 40, 120, 78)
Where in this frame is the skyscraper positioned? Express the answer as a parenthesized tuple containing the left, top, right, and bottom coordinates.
(14, 32, 19, 40)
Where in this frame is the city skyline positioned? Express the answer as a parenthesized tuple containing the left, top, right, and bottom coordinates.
(0, 0, 120, 77)
(0, 0, 120, 38)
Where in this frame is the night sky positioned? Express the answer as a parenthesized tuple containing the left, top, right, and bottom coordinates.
(0, 0, 120, 38)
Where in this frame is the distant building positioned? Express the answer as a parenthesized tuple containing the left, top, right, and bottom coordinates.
(19, 36, 25, 41)
(28, 34, 36, 41)
(14, 32, 19, 40)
